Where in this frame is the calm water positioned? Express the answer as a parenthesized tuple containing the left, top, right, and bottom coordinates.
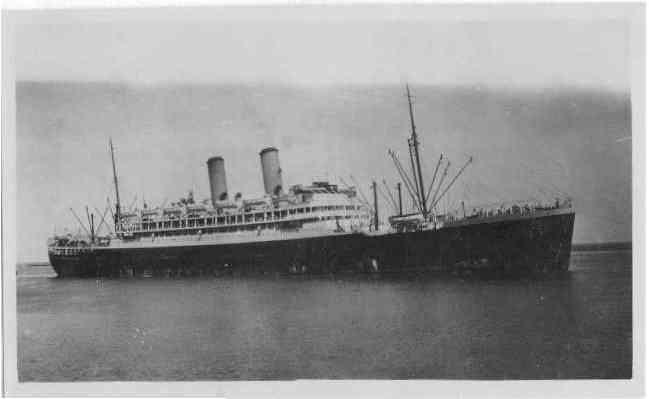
(17, 250, 632, 381)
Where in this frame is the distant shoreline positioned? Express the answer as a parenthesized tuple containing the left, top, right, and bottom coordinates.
(16, 261, 50, 267)
(571, 241, 632, 252)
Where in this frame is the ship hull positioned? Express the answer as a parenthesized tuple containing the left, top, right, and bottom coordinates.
(49, 211, 575, 278)
(365, 211, 575, 275)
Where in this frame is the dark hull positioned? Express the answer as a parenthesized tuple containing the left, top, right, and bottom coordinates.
(49, 212, 575, 278)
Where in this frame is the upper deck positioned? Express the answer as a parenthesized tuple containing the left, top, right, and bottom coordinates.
(117, 182, 372, 240)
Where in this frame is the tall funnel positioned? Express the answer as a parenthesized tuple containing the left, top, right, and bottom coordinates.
(260, 147, 283, 195)
(207, 156, 228, 207)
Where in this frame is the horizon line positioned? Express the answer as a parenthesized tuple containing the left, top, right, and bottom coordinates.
(15, 79, 630, 96)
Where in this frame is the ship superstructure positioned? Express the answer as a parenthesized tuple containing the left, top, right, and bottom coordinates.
(114, 146, 371, 245)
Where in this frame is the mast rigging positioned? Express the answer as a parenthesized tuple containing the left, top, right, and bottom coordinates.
(424, 154, 444, 205)
(432, 157, 473, 209)
(406, 84, 428, 216)
(382, 179, 399, 213)
(388, 150, 421, 213)
(396, 182, 403, 216)
(429, 160, 451, 211)
(69, 208, 91, 237)
(350, 175, 374, 213)
(109, 138, 122, 231)
(94, 205, 113, 235)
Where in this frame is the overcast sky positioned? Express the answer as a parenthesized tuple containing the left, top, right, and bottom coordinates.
(13, 7, 629, 90)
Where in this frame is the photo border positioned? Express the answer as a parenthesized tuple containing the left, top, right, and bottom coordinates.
(2, 2, 645, 397)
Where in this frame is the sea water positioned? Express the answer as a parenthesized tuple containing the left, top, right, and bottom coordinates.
(17, 249, 632, 380)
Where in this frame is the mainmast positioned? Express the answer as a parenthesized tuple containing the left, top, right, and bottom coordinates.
(406, 84, 428, 216)
(109, 138, 121, 231)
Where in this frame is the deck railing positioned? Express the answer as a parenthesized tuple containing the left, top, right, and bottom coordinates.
(120, 206, 369, 236)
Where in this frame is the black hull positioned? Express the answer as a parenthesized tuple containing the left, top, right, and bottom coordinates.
(49, 212, 575, 278)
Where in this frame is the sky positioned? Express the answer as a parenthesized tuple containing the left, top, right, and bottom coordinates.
(9, 6, 634, 261)
(13, 7, 629, 89)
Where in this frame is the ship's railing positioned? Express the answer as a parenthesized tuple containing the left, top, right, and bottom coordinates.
(131, 213, 369, 243)
(388, 198, 572, 231)
(120, 204, 370, 235)
(439, 198, 573, 226)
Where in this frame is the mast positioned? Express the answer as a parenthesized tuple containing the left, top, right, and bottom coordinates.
(372, 180, 379, 231)
(406, 84, 427, 216)
(109, 138, 121, 230)
(408, 139, 422, 204)
(85, 206, 95, 243)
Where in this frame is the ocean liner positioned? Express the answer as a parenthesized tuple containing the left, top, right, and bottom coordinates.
(48, 86, 575, 278)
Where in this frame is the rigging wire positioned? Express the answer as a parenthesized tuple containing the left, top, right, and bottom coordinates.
(388, 150, 421, 213)
(429, 160, 451, 209)
(381, 179, 399, 213)
(431, 157, 473, 209)
(424, 154, 444, 205)
(349, 175, 375, 212)
(378, 184, 398, 214)
(69, 208, 91, 237)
